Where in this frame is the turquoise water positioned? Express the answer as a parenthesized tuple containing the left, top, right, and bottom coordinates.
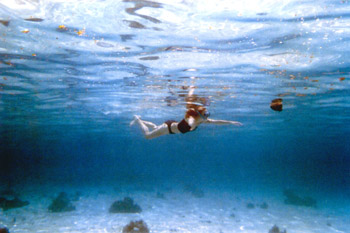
(0, 0, 350, 232)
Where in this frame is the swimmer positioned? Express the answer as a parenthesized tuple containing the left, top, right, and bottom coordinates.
(130, 105, 242, 139)
(131, 85, 242, 139)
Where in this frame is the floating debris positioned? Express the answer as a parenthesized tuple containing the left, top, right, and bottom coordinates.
(124, 20, 146, 29)
(339, 77, 346, 81)
(58, 25, 67, 30)
(0, 20, 9, 27)
(76, 29, 85, 36)
(21, 29, 30, 33)
(139, 56, 159, 61)
(164, 46, 183, 51)
(4, 62, 14, 66)
(184, 68, 197, 72)
(96, 41, 114, 48)
(270, 98, 283, 111)
(278, 93, 291, 97)
(25, 17, 44, 22)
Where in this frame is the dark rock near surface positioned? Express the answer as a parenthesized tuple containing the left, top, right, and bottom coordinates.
(268, 225, 287, 233)
(0, 197, 29, 211)
(191, 189, 204, 198)
(283, 189, 317, 207)
(109, 197, 142, 213)
(156, 192, 165, 199)
(71, 191, 82, 202)
(122, 220, 149, 233)
(246, 203, 255, 209)
(183, 184, 204, 198)
(48, 192, 76, 213)
(260, 202, 269, 209)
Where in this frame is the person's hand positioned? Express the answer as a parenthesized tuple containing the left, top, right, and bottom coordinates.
(232, 121, 243, 126)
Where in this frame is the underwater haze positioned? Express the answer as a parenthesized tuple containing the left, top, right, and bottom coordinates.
(0, 0, 350, 232)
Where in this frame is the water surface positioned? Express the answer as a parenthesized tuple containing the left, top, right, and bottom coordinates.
(0, 0, 349, 227)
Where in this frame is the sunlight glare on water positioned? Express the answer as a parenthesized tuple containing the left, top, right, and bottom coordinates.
(0, 0, 349, 133)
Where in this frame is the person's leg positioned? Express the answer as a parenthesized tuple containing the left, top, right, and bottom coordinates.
(141, 120, 157, 130)
(133, 116, 151, 135)
(131, 115, 169, 139)
(130, 116, 157, 129)
(137, 119, 169, 139)
(144, 123, 169, 139)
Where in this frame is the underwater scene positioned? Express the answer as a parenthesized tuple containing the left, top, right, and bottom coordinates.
(0, 0, 350, 232)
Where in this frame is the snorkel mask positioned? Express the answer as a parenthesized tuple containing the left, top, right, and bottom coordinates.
(196, 110, 210, 120)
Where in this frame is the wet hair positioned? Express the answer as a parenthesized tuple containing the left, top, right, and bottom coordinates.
(185, 105, 207, 119)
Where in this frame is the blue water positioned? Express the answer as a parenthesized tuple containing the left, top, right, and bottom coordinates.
(1, 0, 350, 232)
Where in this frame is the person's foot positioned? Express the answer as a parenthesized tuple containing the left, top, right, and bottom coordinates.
(130, 115, 141, 126)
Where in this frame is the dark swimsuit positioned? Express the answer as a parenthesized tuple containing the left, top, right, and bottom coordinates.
(165, 120, 177, 134)
(165, 119, 196, 134)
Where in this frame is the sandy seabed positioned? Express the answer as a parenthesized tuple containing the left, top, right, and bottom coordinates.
(0, 184, 349, 233)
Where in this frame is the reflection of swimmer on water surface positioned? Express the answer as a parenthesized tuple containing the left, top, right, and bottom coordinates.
(165, 85, 209, 107)
(130, 86, 242, 139)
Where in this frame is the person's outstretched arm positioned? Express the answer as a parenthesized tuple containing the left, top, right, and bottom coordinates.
(204, 118, 243, 126)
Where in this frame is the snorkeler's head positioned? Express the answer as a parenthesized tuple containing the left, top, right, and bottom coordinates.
(196, 106, 210, 119)
(185, 106, 210, 120)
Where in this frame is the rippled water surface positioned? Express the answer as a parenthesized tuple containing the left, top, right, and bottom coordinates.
(1, 0, 350, 191)
(1, 0, 349, 131)
(0, 1, 350, 232)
